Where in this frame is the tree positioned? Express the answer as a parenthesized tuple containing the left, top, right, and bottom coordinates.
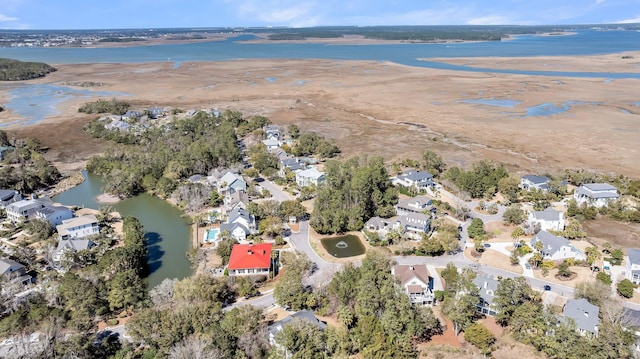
(611, 248, 624, 262)
(467, 218, 485, 239)
(497, 175, 520, 202)
(493, 277, 537, 326)
(215, 234, 237, 265)
(557, 260, 573, 278)
(617, 279, 634, 298)
(274, 319, 327, 359)
(258, 216, 283, 238)
(511, 227, 524, 243)
(421, 150, 446, 176)
(503, 204, 525, 225)
(562, 218, 586, 239)
(585, 246, 602, 268)
(274, 254, 310, 310)
(279, 200, 307, 220)
(107, 269, 147, 311)
(575, 280, 612, 307)
(287, 124, 300, 139)
(464, 323, 495, 357)
(596, 272, 612, 286)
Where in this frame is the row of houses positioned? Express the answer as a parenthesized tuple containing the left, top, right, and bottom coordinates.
(520, 175, 620, 208)
(364, 195, 433, 241)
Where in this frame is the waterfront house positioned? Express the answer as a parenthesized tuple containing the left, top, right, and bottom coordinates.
(527, 208, 565, 231)
(520, 175, 551, 191)
(627, 248, 640, 285)
(474, 273, 499, 316)
(0, 258, 26, 277)
(573, 183, 619, 208)
(531, 230, 585, 261)
(56, 215, 100, 241)
(295, 167, 325, 188)
(392, 264, 435, 306)
(220, 207, 256, 241)
(53, 239, 96, 264)
(35, 204, 73, 226)
(392, 170, 434, 190)
(0, 189, 21, 209)
(562, 298, 599, 336)
(6, 199, 46, 223)
(227, 243, 272, 276)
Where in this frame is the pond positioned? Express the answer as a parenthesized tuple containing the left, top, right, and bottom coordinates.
(53, 172, 193, 289)
(321, 235, 366, 258)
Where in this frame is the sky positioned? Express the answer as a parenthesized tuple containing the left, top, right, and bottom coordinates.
(1, 0, 639, 30)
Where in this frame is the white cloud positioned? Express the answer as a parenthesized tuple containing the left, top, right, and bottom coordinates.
(616, 14, 640, 23)
(0, 13, 18, 22)
(234, 0, 321, 27)
(595, 0, 606, 4)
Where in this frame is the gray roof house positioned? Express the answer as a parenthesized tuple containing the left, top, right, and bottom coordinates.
(527, 208, 565, 232)
(393, 170, 434, 189)
(562, 298, 599, 336)
(268, 310, 326, 346)
(395, 195, 433, 216)
(0, 258, 26, 277)
(573, 183, 619, 208)
(279, 157, 305, 177)
(474, 273, 499, 316)
(531, 230, 585, 261)
(35, 204, 74, 226)
(520, 175, 551, 191)
(395, 213, 431, 240)
(53, 239, 96, 264)
(5, 199, 46, 223)
(392, 264, 436, 305)
(364, 216, 391, 232)
(262, 138, 280, 150)
(263, 125, 282, 141)
(218, 172, 247, 195)
(0, 189, 21, 209)
(626, 248, 640, 285)
(224, 191, 250, 213)
(56, 215, 100, 241)
(220, 207, 256, 241)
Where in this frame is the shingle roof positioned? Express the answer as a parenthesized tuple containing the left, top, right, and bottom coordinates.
(530, 208, 563, 222)
(227, 243, 272, 270)
(399, 170, 433, 182)
(0, 257, 25, 275)
(393, 264, 431, 287)
(582, 183, 617, 192)
(268, 310, 326, 336)
(473, 273, 499, 306)
(57, 239, 95, 252)
(531, 230, 570, 255)
(563, 298, 599, 333)
(629, 248, 640, 265)
(0, 189, 19, 201)
(522, 175, 550, 184)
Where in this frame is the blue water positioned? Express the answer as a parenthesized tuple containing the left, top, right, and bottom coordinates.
(265, 77, 277, 83)
(1, 30, 640, 78)
(459, 98, 522, 108)
(1, 84, 129, 127)
(205, 228, 219, 243)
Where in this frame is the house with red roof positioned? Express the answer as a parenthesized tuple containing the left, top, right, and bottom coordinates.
(227, 243, 273, 276)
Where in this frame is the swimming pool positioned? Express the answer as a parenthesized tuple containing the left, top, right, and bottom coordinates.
(205, 228, 220, 243)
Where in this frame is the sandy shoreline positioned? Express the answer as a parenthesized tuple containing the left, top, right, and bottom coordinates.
(2, 53, 640, 180)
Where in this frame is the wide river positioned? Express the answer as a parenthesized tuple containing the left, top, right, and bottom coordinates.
(1, 30, 640, 78)
(54, 172, 192, 289)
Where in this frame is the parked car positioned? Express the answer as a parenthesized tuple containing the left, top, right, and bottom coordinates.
(525, 263, 531, 270)
(544, 285, 552, 291)
(483, 243, 491, 248)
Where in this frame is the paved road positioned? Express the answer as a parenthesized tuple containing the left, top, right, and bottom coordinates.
(258, 179, 293, 202)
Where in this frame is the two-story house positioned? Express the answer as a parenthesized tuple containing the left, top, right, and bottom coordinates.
(35, 205, 73, 226)
(531, 230, 585, 261)
(295, 167, 325, 188)
(393, 170, 434, 189)
(473, 273, 499, 316)
(395, 195, 434, 216)
(392, 264, 436, 306)
(527, 208, 565, 231)
(5, 199, 46, 223)
(627, 248, 640, 285)
(220, 207, 256, 241)
(394, 213, 431, 240)
(56, 215, 100, 241)
(218, 171, 247, 195)
(573, 183, 619, 208)
(520, 175, 551, 191)
(562, 298, 599, 336)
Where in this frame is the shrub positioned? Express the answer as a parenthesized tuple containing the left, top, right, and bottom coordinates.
(596, 272, 612, 285)
(617, 279, 634, 298)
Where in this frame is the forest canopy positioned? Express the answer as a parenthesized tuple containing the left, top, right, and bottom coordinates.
(0, 58, 56, 81)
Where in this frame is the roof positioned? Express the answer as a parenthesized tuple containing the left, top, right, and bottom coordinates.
(6, 199, 43, 212)
(0, 257, 25, 275)
(188, 174, 205, 183)
(57, 239, 95, 252)
(37, 205, 71, 216)
(399, 170, 433, 182)
(531, 230, 570, 255)
(563, 298, 600, 333)
(297, 167, 324, 180)
(268, 310, 326, 336)
(521, 175, 550, 184)
(629, 248, 640, 265)
(227, 207, 253, 224)
(396, 195, 433, 211)
(582, 183, 618, 192)
(262, 138, 280, 147)
(220, 222, 251, 236)
(473, 273, 499, 305)
(0, 189, 19, 201)
(393, 264, 431, 287)
(396, 213, 430, 229)
(530, 208, 563, 222)
(226, 191, 249, 206)
(227, 243, 273, 270)
(57, 215, 99, 235)
(364, 216, 389, 230)
(407, 285, 424, 294)
(220, 172, 246, 189)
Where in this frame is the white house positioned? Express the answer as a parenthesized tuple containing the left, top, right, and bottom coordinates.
(395, 195, 433, 216)
(223, 191, 250, 214)
(531, 230, 585, 261)
(392, 264, 436, 306)
(520, 175, 551, 191)
(220, 207, 256, 241)
(627, 248, 640, 285)
(395, 213, 431, 240)
(527, 208, 565, 231)
(56, 215, 100, 241)
(295, 167, 325, 188)
(393, 170, 434, 189)
(263, 125, 282, 141)
(262, 138, 280, 150)
(35, 205, 73, 226)
(0, 189, 21, 209)
(227, 243, 272, 276)
(573, 183, 619, 208)
(5, 199, 46, 223)
(474, 273, 500, 316)
(562, 298, 599, 336)
(53, 239, 96, 264)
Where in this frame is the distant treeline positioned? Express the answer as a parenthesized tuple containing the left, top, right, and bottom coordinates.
(0, 58, 56, 81)
(97, 37, 146, 43)
(78, 98, 130, 115)
(259, 25, 583, 42)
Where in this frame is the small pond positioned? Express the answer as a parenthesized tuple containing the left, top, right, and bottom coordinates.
(321, 235, 366, 258)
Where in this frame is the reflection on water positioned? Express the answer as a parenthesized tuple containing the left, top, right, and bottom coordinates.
(321, 235, 366, 258)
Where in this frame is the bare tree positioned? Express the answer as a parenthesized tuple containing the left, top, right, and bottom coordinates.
(150, 278, 178, 309)
(168, 336, 220, 359)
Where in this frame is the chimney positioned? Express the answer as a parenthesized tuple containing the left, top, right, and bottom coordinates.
(247, 249, 253, 255)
